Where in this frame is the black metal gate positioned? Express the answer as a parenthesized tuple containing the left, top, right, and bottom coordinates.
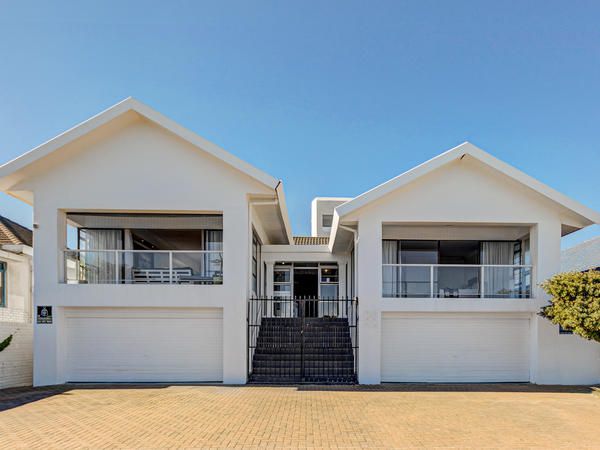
(247, 297, 358, 383)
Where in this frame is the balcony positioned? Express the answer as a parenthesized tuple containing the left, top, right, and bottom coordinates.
(64, 249, 223, 285)
(382, 264, 532, 298)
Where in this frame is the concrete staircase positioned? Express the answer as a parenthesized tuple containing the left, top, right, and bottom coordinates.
(249, 317, 356, 384)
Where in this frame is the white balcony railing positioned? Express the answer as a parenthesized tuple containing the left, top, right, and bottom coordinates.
(64, 249, 223, 285)
(382, 264, 532, 298)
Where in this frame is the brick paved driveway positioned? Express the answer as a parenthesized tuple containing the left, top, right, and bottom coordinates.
(1, 384, 599, 449)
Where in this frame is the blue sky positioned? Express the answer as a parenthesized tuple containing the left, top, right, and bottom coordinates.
(0, 1, 598, 247)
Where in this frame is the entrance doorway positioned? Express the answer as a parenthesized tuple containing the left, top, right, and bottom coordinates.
(272, 262, 340, 318)
(293, 268, 318, 317)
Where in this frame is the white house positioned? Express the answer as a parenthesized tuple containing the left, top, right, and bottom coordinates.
(0, 98, 598, 386)
(0, 215, 33, 389)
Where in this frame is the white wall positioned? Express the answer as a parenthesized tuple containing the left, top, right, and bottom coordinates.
(12, 112, 274, 386)
(311, 198, 351, 237)
(348, 156, 599, 384)
(0, 248, 33, 389)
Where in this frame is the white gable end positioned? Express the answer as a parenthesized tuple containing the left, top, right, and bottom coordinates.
(13, 112, 273, 211)
(343, 154, 585, 226)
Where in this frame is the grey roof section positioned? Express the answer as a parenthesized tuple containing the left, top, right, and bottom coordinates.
(561, 236, 600, 272)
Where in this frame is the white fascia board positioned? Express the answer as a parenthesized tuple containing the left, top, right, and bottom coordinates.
(328, 210, 342, 253)
(262, 244, 330, 253)
(312, 197, 353, 202)
(275, 182, 293, 244)
(0, 97, 279, 191)
(336, 141, 600, 224)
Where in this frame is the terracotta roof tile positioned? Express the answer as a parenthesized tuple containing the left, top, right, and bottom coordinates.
(0, 215, 32, 246)
(293, 236, 329, 245)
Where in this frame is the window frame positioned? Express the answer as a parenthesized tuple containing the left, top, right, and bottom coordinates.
(251, 231, 261, 296)
(0, 261, 6, 308)
(273, 266, 292, 299)
(559, 325, 573, 335)
(322, 214, 333, 228)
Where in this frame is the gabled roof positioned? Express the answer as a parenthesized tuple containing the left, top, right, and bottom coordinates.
(335, 142, 600, 224)
(0, 97, 279, 190)
(561, 236, 600, 272)
(0, 215, 32, 247)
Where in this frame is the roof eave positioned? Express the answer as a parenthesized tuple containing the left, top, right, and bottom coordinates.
(0, 97, 279, 192)
(275, 182, 293, 244)
(336, 142, 600, 225)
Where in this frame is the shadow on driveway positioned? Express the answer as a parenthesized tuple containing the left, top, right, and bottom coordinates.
(0, 383, 180, 412)
(1, 382, 597, 412)
(296, 383, 599, 393)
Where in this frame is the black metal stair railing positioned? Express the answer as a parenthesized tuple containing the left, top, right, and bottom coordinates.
(247, 297, 358, 384)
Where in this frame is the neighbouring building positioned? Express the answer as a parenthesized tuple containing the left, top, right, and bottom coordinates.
(0, 98, 598, 387)
(0, 215, 33, 389)
(561, 236, 600, 272)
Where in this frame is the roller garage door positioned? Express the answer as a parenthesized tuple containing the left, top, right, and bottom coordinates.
(65, 308, 223, 382)
(381, 313, 530, 382)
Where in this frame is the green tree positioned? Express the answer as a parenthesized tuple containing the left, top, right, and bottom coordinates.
(540, 270, 600, 342)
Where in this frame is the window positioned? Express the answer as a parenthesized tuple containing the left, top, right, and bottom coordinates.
(559, 325, 573, 335)
(0, 262, 5, 307)
(273, 267, 292, 299)
(320, 265, 339, 298)
(65, 213, 224, 285)
(350, 248, 355, 298)
(322, 214, 333, 228)
(382, 239, 526, 298)
(252, 232, 260, 296)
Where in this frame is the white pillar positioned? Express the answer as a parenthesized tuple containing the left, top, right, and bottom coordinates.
(529, 220, 561, 384)
(356, 216, 382, 384)
(222, 201, 250, 384)
(33, 205, 65, 386)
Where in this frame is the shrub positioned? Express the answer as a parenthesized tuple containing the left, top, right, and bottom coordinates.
(0, 334, 12, 352)
(540, 270, 600, 342)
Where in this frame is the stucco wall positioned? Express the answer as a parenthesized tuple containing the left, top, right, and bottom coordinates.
(13, 113, 274, 386)
(350, 156, 599, 385)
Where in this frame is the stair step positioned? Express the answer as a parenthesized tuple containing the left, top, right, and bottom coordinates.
(253, 354, 354, 361)
(251, 369, 355, 376)
(249, 375, 357, 384)
(250, 315, 357, 384)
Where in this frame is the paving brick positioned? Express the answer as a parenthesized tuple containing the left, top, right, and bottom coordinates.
(0, 384, 599, 448)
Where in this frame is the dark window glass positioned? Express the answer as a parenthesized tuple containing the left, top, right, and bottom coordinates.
(274, 269, 291, 283)
(559, 325, 573, 335)
(438, 241, 480, 264)
(0, 262, 6, 307)
(400, 241, 438, 264)
(322, 214, 333, 227)
(320, 267, 338, 283)
(252, 233, 259, 295)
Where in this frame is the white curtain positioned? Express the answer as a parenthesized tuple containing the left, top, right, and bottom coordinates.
(382, 241, 400, 297)
(80, 229, 122, 283)
(481, 242, 514, 297)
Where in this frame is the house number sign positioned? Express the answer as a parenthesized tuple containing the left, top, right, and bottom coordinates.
(37, 306, 53, 324)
